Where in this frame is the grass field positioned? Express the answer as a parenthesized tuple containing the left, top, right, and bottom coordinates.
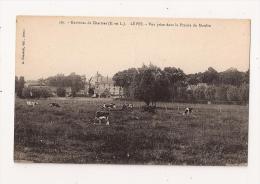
(14, 97, 248, 165)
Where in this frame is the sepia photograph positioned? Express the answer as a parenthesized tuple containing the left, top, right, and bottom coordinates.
(15, 16, 250, 165)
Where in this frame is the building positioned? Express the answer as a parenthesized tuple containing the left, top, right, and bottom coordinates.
(86, 72, 122, 97)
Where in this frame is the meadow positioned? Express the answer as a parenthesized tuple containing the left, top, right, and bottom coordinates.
(14, 97, 248, 165)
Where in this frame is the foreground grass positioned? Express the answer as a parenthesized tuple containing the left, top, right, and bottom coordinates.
(14, 98, 248, 165)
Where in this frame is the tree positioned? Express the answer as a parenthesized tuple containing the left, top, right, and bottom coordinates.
(15, 76, 19, 95)
(46, 74, 68, 87)
(136, 67, 156, 105)
(100, 88, 111, 98)
(215, 85, 228, 102)
(88, 87, 94, 96)
(22, 87, 52, 98)
(40, 88, 53, 98)
(66, 73, 85, 97)
(201, 67, 219, 85)
(226, 86, 239, 102)
(87, 77, 93, 95)
(112, 68, 138, 97)
(186, 73, 201, 85)
(153, 69, 171, 102)
(128, 73, 141, 99)
(193, 85, 206, 101)
(46, 73, 85, 97)
(186, 88, 194, 101)
(134, 64, 168, 106)
(243, 69, 249, 84)
(16, 76, 25, 98)
(57, 87, 66, 97)
(219, 68, 244, 86)
(38, 78, 46, 86)
(238, 83, 249, 103)
(205, 86, 216, 101)
(163, 67, 186, 102)
(176, 86, 187, 101)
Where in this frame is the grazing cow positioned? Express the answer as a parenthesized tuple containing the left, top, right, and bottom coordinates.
(143, 105, 156, 113)
(183, 107, 193, 115)
(102, 103, 116, 110)
(94, 111, 110, 125)
(26, 101, 39, 107)
(122, 103, 133, 111)
(49, 102, 61, 108)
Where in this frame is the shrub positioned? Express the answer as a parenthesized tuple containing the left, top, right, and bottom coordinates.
(22, 87, 53, 98)
(226, 86, 239, 102)
(214, 86, 228, 101)
(193, 85, 206, 101)
(100, 89, 111, 98)
(205, 86, 216, 101)
(238, 84, 249, 103)
(57, 87, 66, 97)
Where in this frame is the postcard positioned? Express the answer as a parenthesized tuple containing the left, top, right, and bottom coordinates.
(15, 16, 250, 165)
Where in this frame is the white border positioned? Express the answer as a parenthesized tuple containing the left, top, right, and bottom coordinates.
(0, 1, 260, 184)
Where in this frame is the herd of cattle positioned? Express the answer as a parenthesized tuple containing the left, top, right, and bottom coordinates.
(25, 100, 193, 126)
(95, 103, 134, 125)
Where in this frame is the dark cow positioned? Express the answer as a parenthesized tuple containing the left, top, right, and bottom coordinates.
(102, 103, 116, 110)
(49, 103, 61, 108)
(143, 105, 156, 113)
(183, 107, 193, 115)
(94, 111, 110, 125)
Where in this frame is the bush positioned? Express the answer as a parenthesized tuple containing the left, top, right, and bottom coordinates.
(22, 87, 53, 99)
(238, 84, 249, 103)
(75, 93, 86, 97)
(100, 89, 111, 98)
(193, 85, 206, 101)
(205, 86, 216, 101)
(57, 87, 66, 97)
(88, 88, 94, 96)
(176, 87, 187, 100)
(142, 105, 156, 113)
(215, 86, 228, 101)
(226, 86, 239, 101)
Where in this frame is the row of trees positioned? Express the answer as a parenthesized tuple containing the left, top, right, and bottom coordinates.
(44, 73, 85, 96)
(176, 84, 249, 104)
(21, 87, 53, 98)
(112, 64, 249, 105)
(15, 73, 86, 98)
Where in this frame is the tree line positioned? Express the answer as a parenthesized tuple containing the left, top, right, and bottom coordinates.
(112, 64, 249, 105)
(15, 65, 249, 105)
(44, 73, 85, 96)
(15, 73, 86, 98)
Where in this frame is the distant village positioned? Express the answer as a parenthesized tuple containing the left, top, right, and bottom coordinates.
(16, 66, 249, 105)
(24, 72, 122, 98)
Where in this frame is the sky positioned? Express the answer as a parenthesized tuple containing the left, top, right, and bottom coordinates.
(16, 16, 250, 80)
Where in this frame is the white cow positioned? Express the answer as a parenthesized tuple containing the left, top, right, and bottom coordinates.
(183, 107, 193, 115)
(102, 103, 116, 110)
(94, 111, 110, 125)
(26, 101, 39, 107)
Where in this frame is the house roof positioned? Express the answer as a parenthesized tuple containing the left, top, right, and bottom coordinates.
(25, 80, 46, 86)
